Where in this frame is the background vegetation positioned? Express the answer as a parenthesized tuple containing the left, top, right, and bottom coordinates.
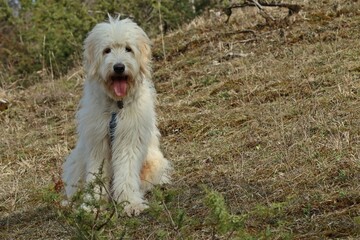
(0, 0, 211, 88)
(1, 0, 360, 239)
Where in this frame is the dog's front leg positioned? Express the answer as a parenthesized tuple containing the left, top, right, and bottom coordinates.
(111, 121, 151, 216)
(85, 138, 112, 195)
(77, 137, 112, 212)
(76, 102, 112, 208)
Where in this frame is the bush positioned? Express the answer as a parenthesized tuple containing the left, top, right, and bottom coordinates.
(0, 0, 213, 88)
(21, 1, 95, 74)
(1, 0, 97, 87)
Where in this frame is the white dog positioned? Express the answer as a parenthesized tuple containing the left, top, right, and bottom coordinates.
(62, 16, 171, 216)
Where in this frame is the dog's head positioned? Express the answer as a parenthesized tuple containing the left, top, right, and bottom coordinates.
(84, 16, 151, 100)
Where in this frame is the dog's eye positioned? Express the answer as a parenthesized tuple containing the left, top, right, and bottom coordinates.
(103, 48, 111, 54)
(125, 46, 132, 53)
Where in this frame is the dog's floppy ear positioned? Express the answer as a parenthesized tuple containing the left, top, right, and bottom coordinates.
(138, 34, 152, 79)
(83, 29, 101, 77)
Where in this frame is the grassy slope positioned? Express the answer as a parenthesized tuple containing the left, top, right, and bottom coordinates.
(1, 1, 360, 239)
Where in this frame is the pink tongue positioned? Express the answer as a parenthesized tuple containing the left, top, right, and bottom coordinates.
(113, 80, 127, 96)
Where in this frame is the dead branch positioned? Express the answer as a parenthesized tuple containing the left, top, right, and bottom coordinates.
(224, 0, 301, 23)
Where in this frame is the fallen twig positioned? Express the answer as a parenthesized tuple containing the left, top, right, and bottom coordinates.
(224, 0, 301, 23)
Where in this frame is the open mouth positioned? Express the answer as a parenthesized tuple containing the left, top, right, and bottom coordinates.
(111, 75, 128, 97)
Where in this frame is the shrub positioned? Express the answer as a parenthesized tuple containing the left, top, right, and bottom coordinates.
(19, 0, 96, 76)
(0, 0, 214, 88)
(1, 0, 96, 87)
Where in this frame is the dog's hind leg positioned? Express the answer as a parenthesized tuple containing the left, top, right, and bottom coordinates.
(140, 144, 171, 193)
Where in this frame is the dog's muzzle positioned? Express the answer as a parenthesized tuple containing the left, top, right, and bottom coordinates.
(110, 63, 128, 97)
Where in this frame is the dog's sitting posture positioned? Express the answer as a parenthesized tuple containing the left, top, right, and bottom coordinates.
(62, 16, 171, 216)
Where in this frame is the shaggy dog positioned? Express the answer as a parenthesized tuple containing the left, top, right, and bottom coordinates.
(62, 16, 171, 216)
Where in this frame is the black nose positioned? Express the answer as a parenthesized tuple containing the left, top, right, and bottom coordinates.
(113, 63, 125, 74)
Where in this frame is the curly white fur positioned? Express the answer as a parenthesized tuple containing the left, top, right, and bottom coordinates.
(62, 16, 171, 216)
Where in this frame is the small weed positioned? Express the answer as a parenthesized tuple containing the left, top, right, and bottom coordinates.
(42, 185, 62, 204)
(337, 169, 348, 182)
(354, 216, 360, 233)
(218, 90, 231, 100)
(42, 182, 255, 239)
(201, 76, 218, 86)
(204, 188, 247, 236)
(339, 191, 347, 198)
(302, 203, 314, 218)
(41, 172, 129, 239)
(253, 202, 287, 219)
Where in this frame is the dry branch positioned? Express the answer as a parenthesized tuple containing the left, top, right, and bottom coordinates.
(224, 0, 302, 23)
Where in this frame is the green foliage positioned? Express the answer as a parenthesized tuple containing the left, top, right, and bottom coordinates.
(253, 202, 287, 219)
(0, 0, 12, 22)
(53, 173, 128, 239)
(42, 187, 62, 203)
(44, 178, 251, 239)
(0, 0, 96, 87)
(0, 0, 212, 88)
(43, 177, 294, 239)
(20, 0, 96, 75)
(204, 188, 246, 235)
(354, 216, 360, 233)
(155, 0, 195, 30)
(147, 186, 188, 228)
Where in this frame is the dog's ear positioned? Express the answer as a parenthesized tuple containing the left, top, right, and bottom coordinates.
(138, 35, 152, 79)
(83, 31, 101, 77)
(83, 37, 95, 76)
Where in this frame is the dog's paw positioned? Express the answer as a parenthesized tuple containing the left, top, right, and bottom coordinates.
(124, 202, 149, 217)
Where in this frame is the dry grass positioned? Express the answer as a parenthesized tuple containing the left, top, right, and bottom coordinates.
(1, 1, 360, 239)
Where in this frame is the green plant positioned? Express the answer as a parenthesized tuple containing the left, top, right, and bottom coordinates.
(204, 188, 247, 237)
(0, 0, 97, 87)
(0, 0, 211, 88)
(20, 0, 96, 75)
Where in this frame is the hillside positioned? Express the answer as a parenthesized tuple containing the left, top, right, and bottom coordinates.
(1, 1, 360, 239)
